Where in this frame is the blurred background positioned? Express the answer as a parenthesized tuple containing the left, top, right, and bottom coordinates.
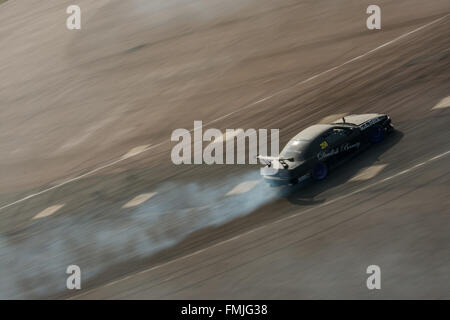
(0, 0, 449, 299)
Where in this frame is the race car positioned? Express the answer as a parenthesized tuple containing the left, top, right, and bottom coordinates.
(258, 113, 393, 186)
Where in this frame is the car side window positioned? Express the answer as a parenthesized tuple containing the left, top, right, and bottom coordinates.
(323, 130, 339, 144)
(323, 128, 351, 145)
(340, 127, 354, 136)
(320, 130, 332, 140)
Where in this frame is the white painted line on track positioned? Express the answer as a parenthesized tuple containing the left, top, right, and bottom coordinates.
(122, 193, 157, 209)
(32, 204, 65, 220)
(350, 164, 387, 181)
(432, 96, 450, 110)
(226, 180, 260, 196)
(69, 149, 450, 299)
(1, 13, 449, 213)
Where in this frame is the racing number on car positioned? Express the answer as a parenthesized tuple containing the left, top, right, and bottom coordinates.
(320, 141, 328, 149)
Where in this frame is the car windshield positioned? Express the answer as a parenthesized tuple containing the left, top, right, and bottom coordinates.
(280, 140, 308, 160)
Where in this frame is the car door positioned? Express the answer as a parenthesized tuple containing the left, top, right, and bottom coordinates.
(317, 128, 349, 163)
(335, 126, 361, 158)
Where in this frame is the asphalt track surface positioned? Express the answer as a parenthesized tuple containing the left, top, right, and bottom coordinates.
(0, 0, 449, 299)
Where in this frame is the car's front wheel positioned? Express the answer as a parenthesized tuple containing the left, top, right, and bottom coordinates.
(312, 162, 328, 180)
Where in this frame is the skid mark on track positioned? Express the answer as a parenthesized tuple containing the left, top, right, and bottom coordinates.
(1, 13, 449, 213)
(70, 149, 450, 299)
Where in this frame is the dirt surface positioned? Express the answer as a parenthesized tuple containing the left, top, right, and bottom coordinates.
(0, 0, 449, 299)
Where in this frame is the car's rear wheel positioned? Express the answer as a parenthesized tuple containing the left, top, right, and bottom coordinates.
(369, 124, 385, 143)
(312, 162, 328, 180)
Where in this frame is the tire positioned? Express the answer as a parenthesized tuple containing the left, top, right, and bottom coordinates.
(312, 162, 328, 180)
(369, 124, 385, 143)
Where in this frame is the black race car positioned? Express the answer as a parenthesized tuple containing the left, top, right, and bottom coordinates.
(258, 113, 393, 186)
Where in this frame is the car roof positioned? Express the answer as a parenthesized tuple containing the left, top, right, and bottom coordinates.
(292, 124, 333, 141)
(333, 113, 383, 126)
